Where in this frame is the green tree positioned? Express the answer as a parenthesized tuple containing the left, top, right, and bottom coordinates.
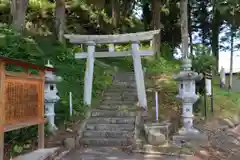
(10, 0, 29, 32)
(217, 0, 240, 90)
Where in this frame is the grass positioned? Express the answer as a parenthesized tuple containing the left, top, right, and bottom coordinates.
(144, 61, 240, 125)
(212, 85, 240, 118)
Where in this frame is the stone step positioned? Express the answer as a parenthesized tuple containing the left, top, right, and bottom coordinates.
(101, 101, 136, 106)
(106, 88, 136, 92)
(111, 83, 136, 87)
(101, 99, 136, 104)
(114, 73, 135, 79)
(103, 96, 136, 101)
(104, 92, 137, 96)
(83, 130, 133, 138)
(113, 76, 135, 79)
(91, 110, 136, 117)
(85, 124, 134, 131)
(81, 138, 128, 146)
(96, 105, 139, 111)
(87, 117, 135, 124)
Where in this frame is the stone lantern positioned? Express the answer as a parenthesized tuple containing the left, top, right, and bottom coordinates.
(174, 58, 202, 135)
(44, 60, 62, 133)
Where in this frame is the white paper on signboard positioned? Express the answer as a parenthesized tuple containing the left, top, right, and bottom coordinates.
(205, 78, 212, 96)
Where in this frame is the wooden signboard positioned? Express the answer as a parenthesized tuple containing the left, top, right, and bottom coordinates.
(0, 57, 55, 160)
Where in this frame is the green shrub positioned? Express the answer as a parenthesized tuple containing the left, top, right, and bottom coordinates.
(0, 24, 112, 157)
(145, 56, 180, 75)
(191, 44, 216, 73)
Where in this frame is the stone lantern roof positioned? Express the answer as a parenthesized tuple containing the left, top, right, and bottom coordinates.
(174, 58, 203, 81)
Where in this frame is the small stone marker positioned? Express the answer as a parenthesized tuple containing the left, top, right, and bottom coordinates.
(147, 130, 166, 146)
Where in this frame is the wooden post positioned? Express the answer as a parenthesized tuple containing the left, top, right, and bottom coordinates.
(204, 73, 207, 118)
(84, 41, 96, 106)
(131, 42, 147, 109)
(0, 62, 5, 160)
(38, 70, 45, 148)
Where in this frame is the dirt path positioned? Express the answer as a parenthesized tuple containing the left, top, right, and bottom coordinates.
(194, 120, 240, 160)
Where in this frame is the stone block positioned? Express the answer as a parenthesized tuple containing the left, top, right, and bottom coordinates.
(144, 121, 171, 137)
(104, 92, 137, 96)
(144, 122, 171, 146)
(91, 110, 136, 117)
(87, 117, 135, 124)
(81, 138, 128, 146)
(101, 101, 135, 106)
(83, 130, 133, 138)
(97, 105, 137, 110)
(85, 124, 134, 131)
(147, 130, 166, 146)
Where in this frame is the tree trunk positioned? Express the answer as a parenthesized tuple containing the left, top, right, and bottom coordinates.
(228, 25, 234, 90)
(112, 0, 120, 33)
(10, 0, 28, 33)
(55, 0, 65, 43)
(152, 0, 161, 57)
(211, 1, 220, 72)
(142, 2, 151, 31)
(188, 1, 193, 56)
(180, 0, 188, 58)
(121, 0, 135, 18)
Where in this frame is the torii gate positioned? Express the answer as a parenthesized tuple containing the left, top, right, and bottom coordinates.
(64, 30, 160, 109)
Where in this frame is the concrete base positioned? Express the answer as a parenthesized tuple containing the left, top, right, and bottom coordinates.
(13, 147, 59, 160)
(178, 127, 200, 135)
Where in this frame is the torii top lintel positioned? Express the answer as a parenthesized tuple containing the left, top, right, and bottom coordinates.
(64, 30, 160, 44)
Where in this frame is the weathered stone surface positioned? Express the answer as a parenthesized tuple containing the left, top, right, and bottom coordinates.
(97, 105, 137, 110)
(87, 117, 135, 124)
(80, 72, 138, 147)
(83, 130, 133, 138)
(143, 122, 172, 146)
(101, 101, 136, 105)
(144, 122, 171, 137)
(81, 138, 128, 146)
(104, 92, 137, 96)
(147, 130, 166, 146)
(63, 138, 76, 149)
(91, 110, 136, 117)
(106, 88, 137, 92)
(103, 95, 136, 100)
(13, 148, 59, 160)
(86, 124, 134, 131)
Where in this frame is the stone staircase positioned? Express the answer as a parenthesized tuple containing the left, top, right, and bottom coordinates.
(81, 72, 139, 146)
